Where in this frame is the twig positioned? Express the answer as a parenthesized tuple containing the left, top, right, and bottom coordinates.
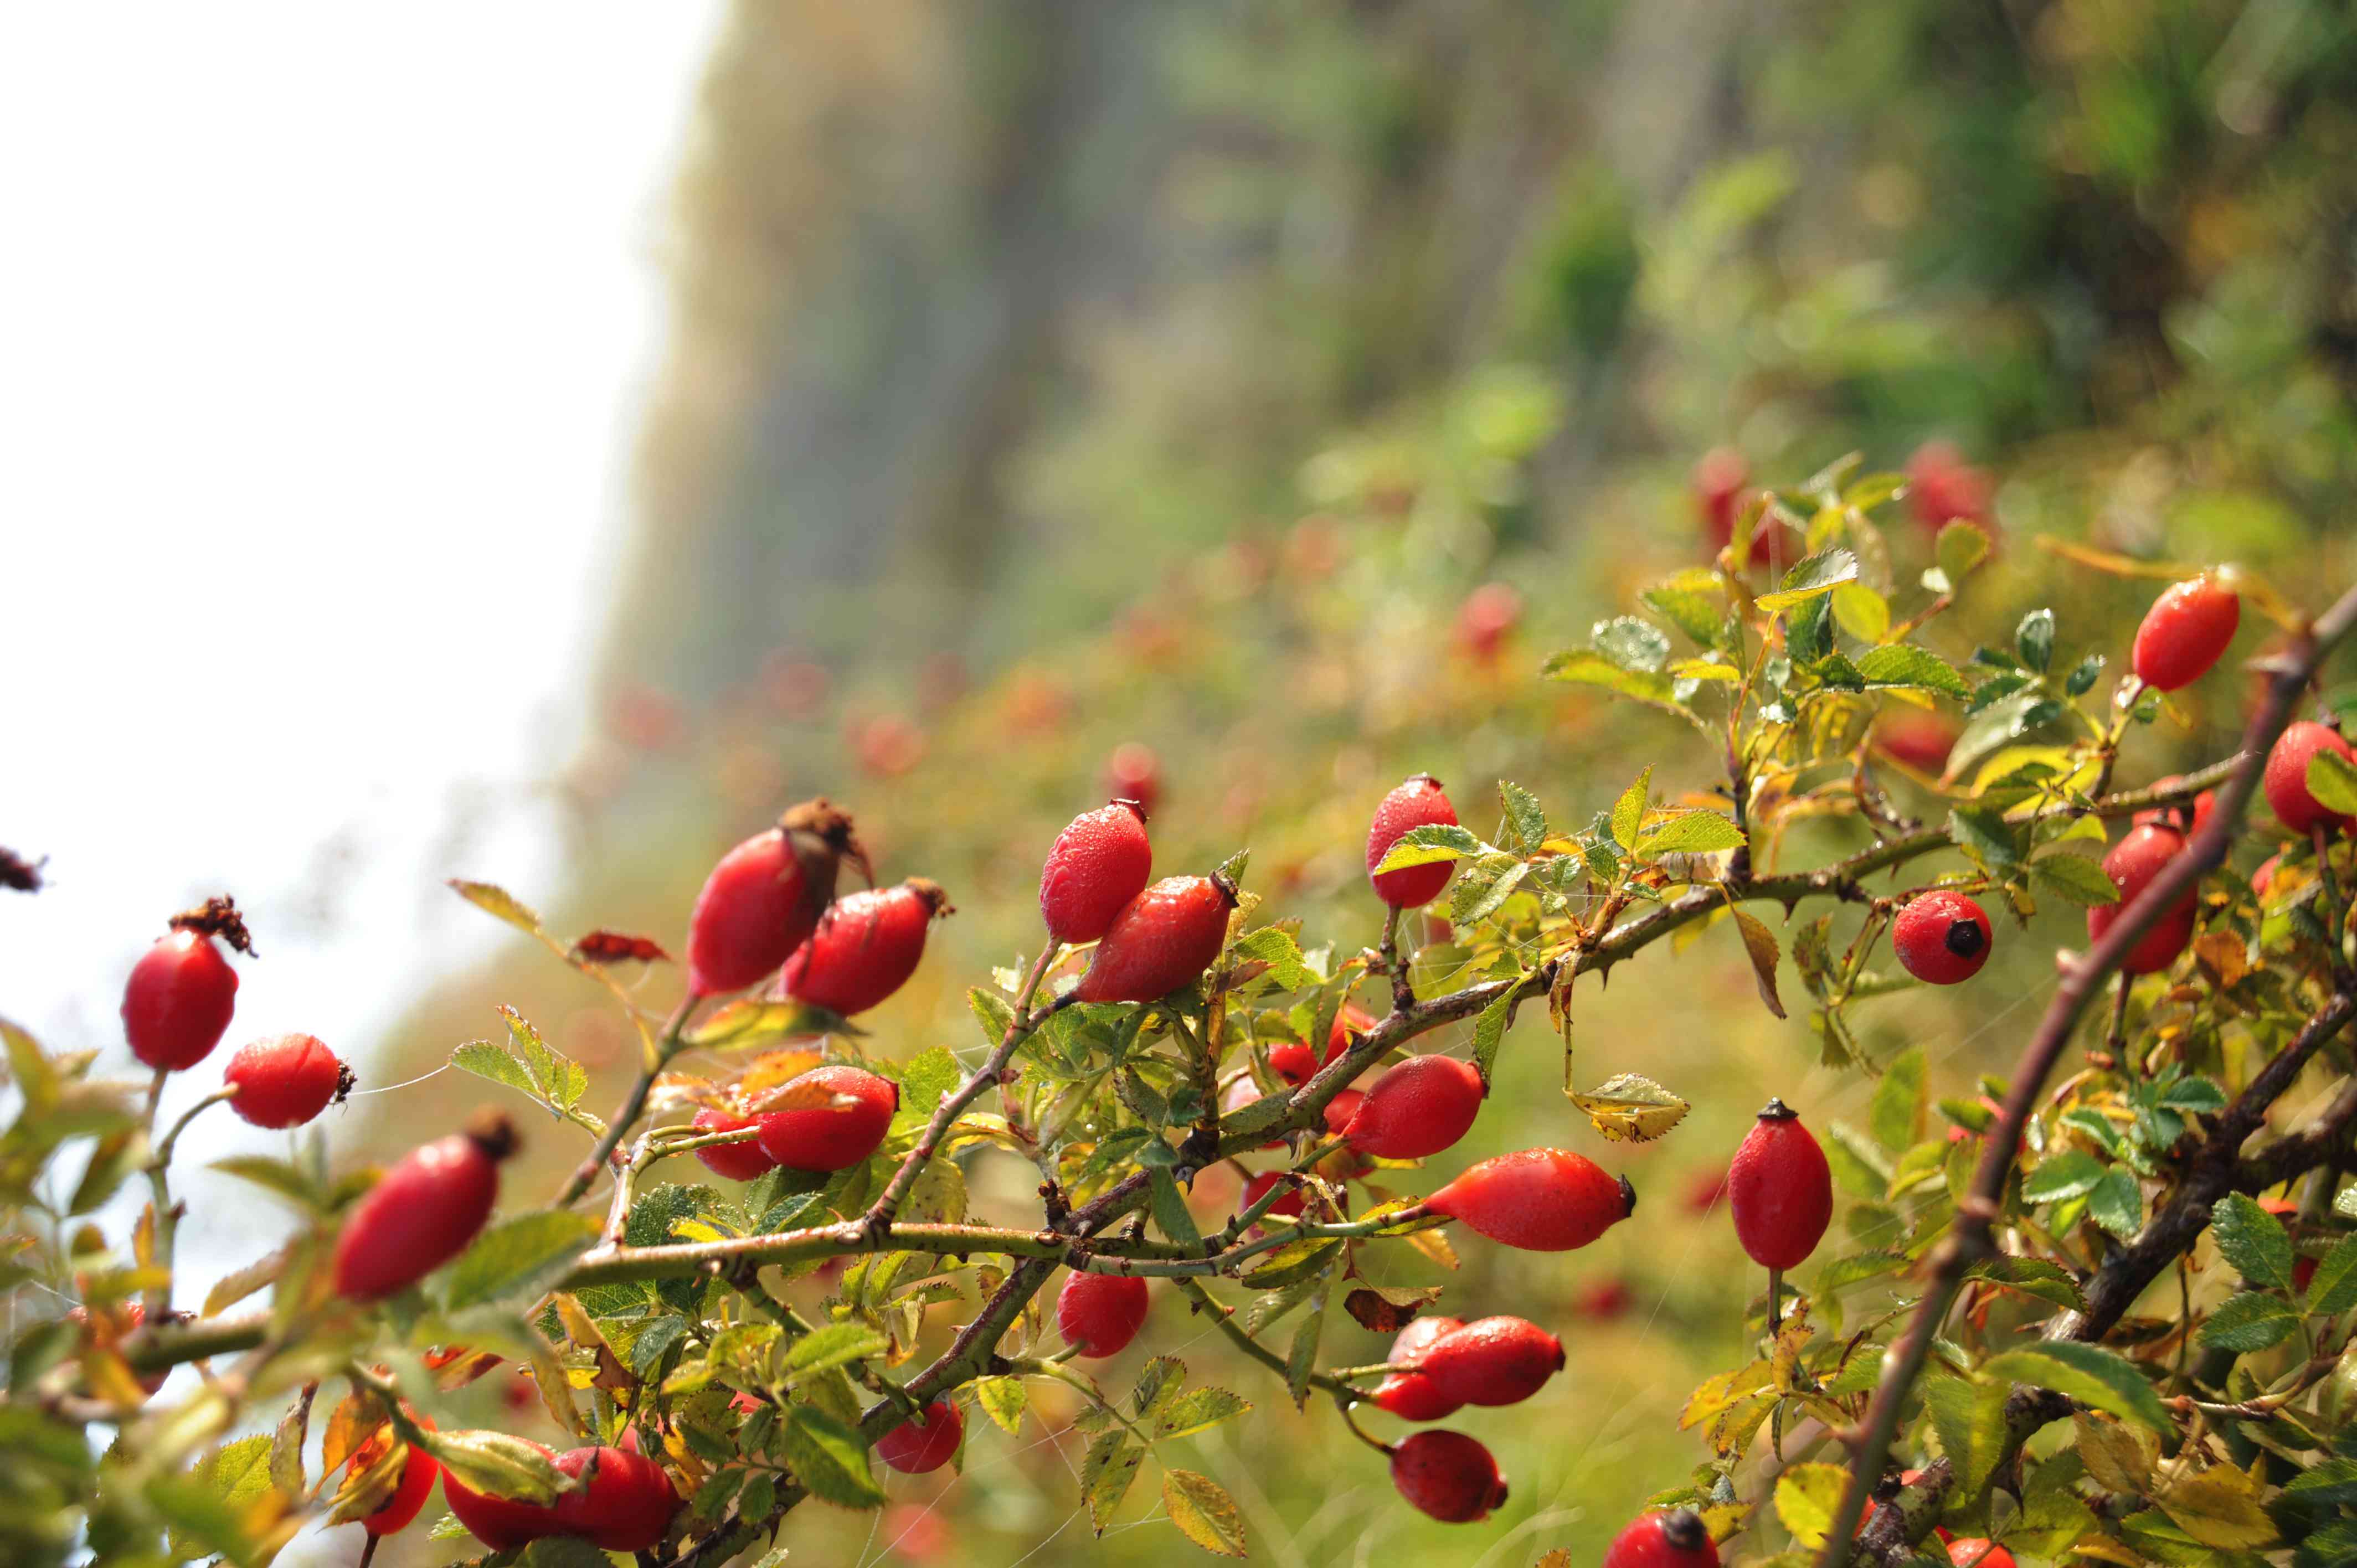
(554, 992, 700, 1208)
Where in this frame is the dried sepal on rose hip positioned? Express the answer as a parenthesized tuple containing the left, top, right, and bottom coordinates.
(1039, 798, 1152, 944)
(1072, 873, 1237, 1003)
(1728, 1098, 1833, 1272)
(1055, 1271, 1149, 1358)
(122, 898, 253, 1072)
(1387, 1428, 1507, 1523)
(776, 877, 953, 1017)
(1365, 775, 1460, 910)
(683, 798, 869, 998)
(1425, 1147, 1635, 1251)
(223, 1032, 353, 1128)
(1891, 890, 1993, 986)
(332, 1110, 518, 1302)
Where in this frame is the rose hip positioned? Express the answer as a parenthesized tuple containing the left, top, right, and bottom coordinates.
(1603, 1508, 1721, 1568)
(1072, 875, 1237, 1003)
(1388, 1430, 1507, 1523)
(2263, 721, 2357, 835)
(1728, 1099, 1833, 1271)
(1040, 800, 1152, 944)
(1891, 891, 1992, 986)
(684, 800, 867, 997)
(876, 1400, 964, 1474)
(2131, 575, 2240, 692)
(1372, 1315, 1465, 1422)
(2085, 823, 2198, 974)
(1344, 1055, 1486, 1159)
(1056, 1272, 1149, 1359)
(754, 1065, 899, 1172)
(1426, 1147, 1635, 1251)
(223, 1033, 352, 1128)
(1366, 775, 1460, 910)
(122, 928, 239, 1071)
(333, 1112, 517, 1301)
(690, 1107, 780, 1182)
(778, 878, 953, 1017)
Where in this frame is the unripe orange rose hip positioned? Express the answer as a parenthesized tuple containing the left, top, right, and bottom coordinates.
(778, 878, 953, 1016)
(1728, 1100, 1833, 1271)
(685, 800, 867, 997)
(1603, 1508, 1721, 1568)
(1388, 1429, 1507, 1523)
(224, 1033, 353, 1128)
(1372, 1315, 1465, 1421)
(1344, 1054, 1486, 1159)
(2085, 823, 2198, 974)
(122, 927, 240, 1071)
(1040, 800, 1152, 944)
(2131, 575, 2240, 692)
(333, 1111, 517, 1301)
(690, 1107, 780, 1182)
(1056, 1272, 1149, 1358)
(1414, 1315, 1564, 1407)
(2264, 721, 2357, 835)
(754, 1065, 899, 1172)
(1072, 874, 1237, 1003)
(1366, 775, 1460, 909)
(550, 1442, 680, 1552)
(1891, 891, 1992, 986)
(876, 1400, 963, 1474)
(1425, 1147, 1635, 1251)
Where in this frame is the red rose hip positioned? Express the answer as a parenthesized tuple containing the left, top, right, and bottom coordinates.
(1603, 1508, 1721, 1568)
(2131, 575, 2240, 692)
(332, 1111, 517, 1301)
(1892, 891, 1992, 986)
(1388, 1430, 1507, 1523)
(122, 928, 239, 1071)
(346, 1417, 440, 1537)
(442, 1438, 560, 1549)
(685, 800, 867, 997)
(1344, 1055, 1486, 1159)
(1040, 800, 1152, 944)
(1415, 1316, 1564, 1408)
(1240, 1170, 1305, 1223)
(224, 1033, 352, 1128)
(1270, 1002, 1374, 1086)
(550, 1443, 680, 1552)
(1946, 1543, 2015, 1568)
(2085, 823, 2198, 974)
(1372, 1315, 1465, 1421)
(778, 878, 952, 1017)
(690, 1107, 779, 1182)
(1056, 1272, 1149, 1358)
(1366, 775, 1460, 909)
(2264, 721, 2357, 835)
(1426, 1147, 1635, 1251)
(1728, 1100, 1833, 1271)
(754, 1065, 899, 1172)
(876, 1401, 963, 1474)
(1072, 874, 1237, 1003)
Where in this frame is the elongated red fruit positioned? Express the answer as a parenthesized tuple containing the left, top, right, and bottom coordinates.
(1241, 1170, 1305, 1223)
(1372, 1315, 1465, 1421)
(2264, 721, 2357, 834)
(754, 1065, 898, 1172)
(685, 800, 868, 997)
(1946, 1543, 2015, 1568)
(2132, 776, 2215, 839)
(1269, 1002, 1375, 1085)
(876, 1400, 964, 1474)
(1345, 1055, 1486, 1159)
(443, 1438, 559, 1549)
(1041, 800, 1152, 944)
(224, 1033, 353, 1128)
(1073, 874, 1237, 1003)
(1891, 891, 1992, 986)
(779, 878, 953, 1016)
(550, 1443, 680, 1551)
(123, 929, 239, 1071)
(690, 1107, 779, 1182)
(1366, 775, 1460, 909)
(348, 1417, 440, 1537)
(333, 1112, 517, 1301)
(1416, 1316, 1564, 1407)
(2085, 822, 2197, 974)
(1426, 1147, 1634, 1251)
(1728, 1100, 1832, 1271)
(1056, 1272, 1149, 1358)
(2132, 575, 2240, 691)
(1388, 1430, 1507, 1523)
(1603, 1508, 1721, 1568)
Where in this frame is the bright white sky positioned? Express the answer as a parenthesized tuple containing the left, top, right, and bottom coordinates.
(0, 0, 725, 1447)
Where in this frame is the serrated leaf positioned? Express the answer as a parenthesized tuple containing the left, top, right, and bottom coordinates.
(1082, 1431, 1146, 1534)
(628, 1316, 687, 1378)
(2016, 608, 2056, 672)
(2306, 1233, 2357, 1315)
(1757, 549, 1859, 611)
(2197, 1291, 2300, 1353)
(1592, 616, 1673, 673)
(1450, 853, 1531, 925)
(1922, 1373, 2009, 1497)
(1499, 780, 1547, 852)
(1569, 1074, 1690, 1143)
(1832, 582, 1890, 644)
(1611, 767, 1654, 852)
(207, 1154, 325, 1213)
(2211, 1193, 2296, 1291)
(1936, 522, 1991, 586)
(779, 1405, 886, 1508)
(448, 879, 544, 935)
(969, 987, 1016, 1051)
(1730, 908, 1784, 1019)
(1947, 807, 2024, 870)
(2088, 1169, 2142, 1238)
(1981, 1342, 2169, 1432)
(204, 1245, 291, 1317)
(2157, 1461, 2278, 1549)
(1227, 927, 1319, 990)
(1470, 969, 1535, 1085)
(1635, 811, 1746, 857)
(972, 1375, 1027, 1435)
(1371, 823, 1484, 874)
(443, 1212, 602, 1312)
(1772, 1462, 1849, 1548)
(2021, 1150, 2107, 1203)
(1869, 1046, 1925, 1152)
(1542, 648, 1679, 706)
(1855, 644, 1969, 697)
(782, 1323, 888, 1380)
(2032, 852, 2120, 906)
(2307, 749, 2357, 817)
(1946, 691, 2061, 782)
(1163, 1469, 1247, 1557)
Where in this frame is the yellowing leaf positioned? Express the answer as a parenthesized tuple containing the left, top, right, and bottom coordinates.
(1162, 1468, 1248, 1557)
(1772, 1462, 1850, 1547)
(1569, 1073, 1691, 1142)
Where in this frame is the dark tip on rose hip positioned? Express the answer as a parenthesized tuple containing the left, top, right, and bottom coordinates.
(1758, 1097, 1797, 1121)
(1662, 1509, 1708, 1551)
(1618, 1174, 1638, 1216)
(1211, 872, 1239, 906)
(1110, 797, 1149, 823)
(1945, 919, 1986, 957)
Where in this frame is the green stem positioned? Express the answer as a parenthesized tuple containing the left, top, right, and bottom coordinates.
(555, 992, 699, 1208)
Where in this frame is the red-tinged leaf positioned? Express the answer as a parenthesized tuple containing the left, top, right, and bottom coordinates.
(569, 930, 671, 965)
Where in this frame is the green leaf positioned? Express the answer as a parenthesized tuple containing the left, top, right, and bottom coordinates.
(1730, 908, 1785, 1019)
(1947, 807, 2024, 870)
(1371, 823, 1483, 874)
(778, 1405, 886, 1508)
(1151, 1170, 1202, 1247)
(1831, 582, 1890, 644)
(1569, 1074, 1690, 1143)
(1611, 767, 1654, 852)
(968, 987, 1016, 1051)
(442, 1211, 602, 1312)
(1285, 1271, 1332, 1410)
(1948, 691, 2063, 780)
(1869, 1046, 1926, 1152)
(1772, 1462, 1850, 1548)
(501, 1006, 588, 1113)
(781, 1323, 889, 1380)
(972, 1375, 1028, 1436)
(1592, 616, 1672, 673)
(2197, 1291, 2300, 1354)
(1542, 648, 1679, 706)
(1082, 1431, 1146, 1533)
(1469, 970, 1537, 1085)
(1855, 645, 1969, 698)
(1152, 1387, 1251, 1443)
(2211, 1193, 2296, 1291)
(1498, 780, 1548, 852)
(1642, 585, 1726, 647)
(2022, 1150, 2107, 1203)
(1162, 1468, 1248, 1557)
(2066, 652, 2106, 695)
(207, 1154, 326, 1213)
(2305, 1233, 2357, 1316)
(2307, 749, 2357, 817)
(2088, 1169, 2142, 1239)
(1981, 1342, 2170, 1432)
(1635, 811, 1746, 857)
(628, 1315, 687, 1378)
(1227, 929, 1319, 990)
(2032, 852, 2121, 906)
(1936, 522, 1992, 586)
(448, 879, 545, 935)
(2016, 608, 2056, 672)
(1922, 1373, 2009, 1496)
(1757, 548, 1859, 611)
(1450, 853, 1531, 925)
